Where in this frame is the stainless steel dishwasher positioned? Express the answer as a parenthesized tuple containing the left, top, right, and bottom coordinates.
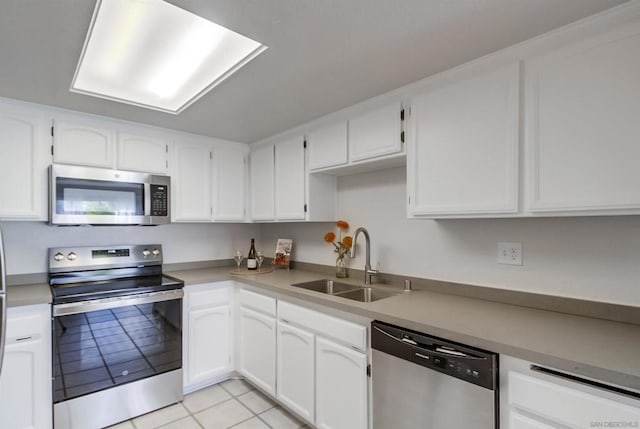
(372, 321, 499, 429)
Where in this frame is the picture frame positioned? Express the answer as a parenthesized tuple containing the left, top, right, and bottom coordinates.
(273, 238, 293, 270)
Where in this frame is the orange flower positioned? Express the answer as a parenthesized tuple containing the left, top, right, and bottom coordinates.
(336, 220, 349, 230)
(342, 236, 353, 249)
(324, 232, 336, 243)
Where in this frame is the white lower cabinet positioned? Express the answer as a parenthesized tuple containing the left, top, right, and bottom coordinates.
(183, 282, 233, 393)
(277, 300, 369, 429)
(315, 337, 368, 429)
(235, 289, 370, 429)
(0, 304, 52, 429)
(276, 321, 315, 422)
(237, 289, 277, 396)
(501, 355, 640, 429)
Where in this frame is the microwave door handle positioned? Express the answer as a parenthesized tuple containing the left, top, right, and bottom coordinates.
(144, 183, 151, 216)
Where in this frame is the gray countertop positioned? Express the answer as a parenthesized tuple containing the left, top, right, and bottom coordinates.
(6, 282, 51, 307)
(168, 266, 640, 392)
(7, 266, 639, 392)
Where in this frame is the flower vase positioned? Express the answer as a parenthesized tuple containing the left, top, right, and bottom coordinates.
(336, 256, 348, 278)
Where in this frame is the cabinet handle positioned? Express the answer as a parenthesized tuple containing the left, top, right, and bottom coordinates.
(15, 336, 32, 342)
(530, 365, 640, 400)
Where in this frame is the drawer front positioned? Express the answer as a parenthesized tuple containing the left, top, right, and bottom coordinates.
(187, 284, 231, 310)
(6, 304, 48, 340)
(239, 289, 276, 317)
(278, 301, 366, 350)
(509, 371, 640, 427)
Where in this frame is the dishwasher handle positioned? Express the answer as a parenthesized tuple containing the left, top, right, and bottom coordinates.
(378, 326, 484, 360)
(371, 321, 498, 390)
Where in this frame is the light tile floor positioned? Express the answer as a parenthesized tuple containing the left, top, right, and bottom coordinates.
(107, 378, 308, 429)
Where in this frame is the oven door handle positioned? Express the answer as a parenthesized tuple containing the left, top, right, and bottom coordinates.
(53, 289, 184, 316)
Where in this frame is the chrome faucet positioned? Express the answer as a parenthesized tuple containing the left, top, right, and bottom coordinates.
(350, 227, 378, 285)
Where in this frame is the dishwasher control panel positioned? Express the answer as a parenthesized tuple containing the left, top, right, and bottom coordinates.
(372, 320, 498, 390)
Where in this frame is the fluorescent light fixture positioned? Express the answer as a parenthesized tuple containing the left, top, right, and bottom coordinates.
(71, 0, 267, 114)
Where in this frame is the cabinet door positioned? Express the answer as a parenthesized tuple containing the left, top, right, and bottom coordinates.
(172, 141, 212, 221)
(0, 102, 49, 220)
(275, 136, 306, 220)
(117, 131, 168, 174)
(315, 337, 367, 429)
(277, 321, 315, 423)
(238, 307, 276, 395)
(250, 144, 275, 221)
(53, 118, 116, 168)
(408, 64, 519, 217)
(212, 148, 246, 221)
(187, 305, 231, 387)
(349, 103, 403, 162)
(307, 121, 348, 170)
(525, 22, 640, 213)
(0, 305, 52, 429)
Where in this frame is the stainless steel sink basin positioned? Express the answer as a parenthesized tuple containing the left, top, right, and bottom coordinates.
(291, 279, 360, 294)
(334, 287, 401, 303)
(291, 279, 402, 302)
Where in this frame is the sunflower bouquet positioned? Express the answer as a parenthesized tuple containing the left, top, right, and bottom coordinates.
(324, 220, 352, 277)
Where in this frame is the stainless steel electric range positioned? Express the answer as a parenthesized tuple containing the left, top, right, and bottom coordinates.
(49, 244, 184, 429)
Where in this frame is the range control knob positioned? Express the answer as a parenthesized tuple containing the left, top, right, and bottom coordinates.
(53, 252, 64, 262)
(152, 248, 160, 257)
(67, 252, 77, 261)
(142, 249, 151, 257)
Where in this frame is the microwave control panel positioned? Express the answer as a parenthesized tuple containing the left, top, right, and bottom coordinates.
(150, 184, 168, 216)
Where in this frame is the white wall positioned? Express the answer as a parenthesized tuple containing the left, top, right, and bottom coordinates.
(0, 222, 262, 275)
(262, 167, 640, 306)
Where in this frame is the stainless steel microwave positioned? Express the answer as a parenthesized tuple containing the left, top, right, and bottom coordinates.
(50, 164, 170, 225)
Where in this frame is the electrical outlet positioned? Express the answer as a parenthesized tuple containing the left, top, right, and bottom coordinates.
(497, 242, 522, 265)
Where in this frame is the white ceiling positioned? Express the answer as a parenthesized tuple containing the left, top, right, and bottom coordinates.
(0, 0, 628, 143)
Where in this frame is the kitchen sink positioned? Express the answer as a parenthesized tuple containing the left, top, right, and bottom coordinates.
(291, 279, 360, 294)
(291, 279, 402, 302)
(334, 287, 401, 303)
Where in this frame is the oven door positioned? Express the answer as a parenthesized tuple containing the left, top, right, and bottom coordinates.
(52, 289, 182, 404)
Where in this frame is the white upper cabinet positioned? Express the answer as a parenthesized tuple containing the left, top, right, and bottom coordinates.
(116, 130, 168, 174)
(307, 121, 348, 170)
(275, 135, 306, 220)
(349, 102, 403, 162)
(212, 147, 247, 221)
(172, 139, 212, 222)
(250, 137, 336, 223)
(408, 63, 520, 217)
(55, 118, 171, 175)
(0, 101, 49, 220)
(172, 139, 248, 223)
(525, 21, 640, 214)
(53, 118, 116, 168)
(250, 143, 275, 221)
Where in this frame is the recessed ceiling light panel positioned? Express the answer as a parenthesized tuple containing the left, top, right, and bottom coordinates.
(71, 0, 267, 114)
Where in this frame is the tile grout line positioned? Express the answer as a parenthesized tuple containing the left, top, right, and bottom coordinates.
(219, 380, 277, 429)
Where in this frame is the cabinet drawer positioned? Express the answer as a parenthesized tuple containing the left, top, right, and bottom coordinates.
(509, 371, 640, 426)
(6, 305, 48, 340)
(239, 289, 276, 317)
(278, 301, 366, 350)
(187, 284, 231, 310)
